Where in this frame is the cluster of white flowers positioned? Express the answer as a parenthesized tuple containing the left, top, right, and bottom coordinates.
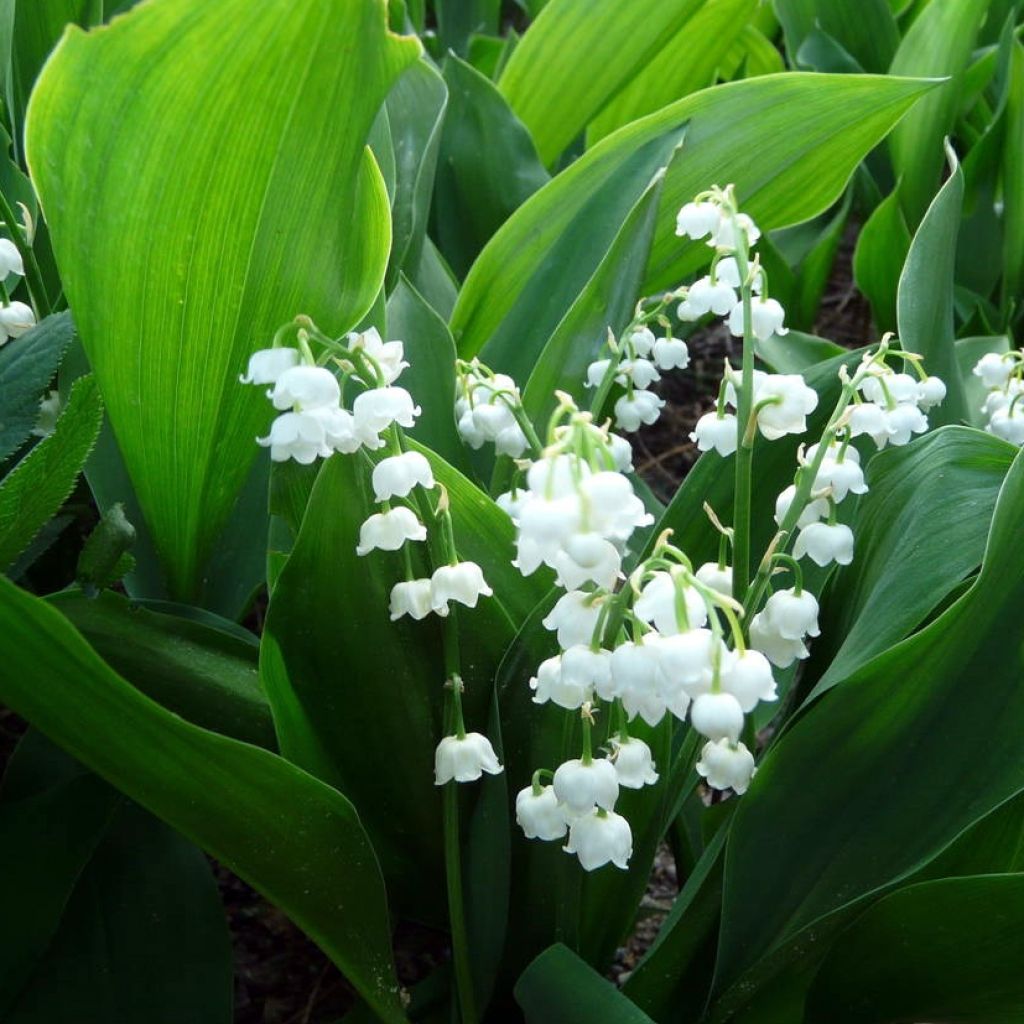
(0, 236, 36, 345)
(847, 359, 945, 449)
(973, 350, 1024, 445)
(455, 360, 530, 457)
(245, 323, 502, 789)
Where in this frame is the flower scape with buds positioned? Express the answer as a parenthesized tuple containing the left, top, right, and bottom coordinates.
(243, 184, 947, 874)
(973, 349, 1024, 445)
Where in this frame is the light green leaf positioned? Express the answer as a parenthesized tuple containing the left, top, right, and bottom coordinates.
(888, 0, 990, 226)
(26, 0, 421, 599)
(896, 141, 967, 426)
(755, 331, 845, 374)
(0, 574, 406, 1023)
(853, 187, 911, 333)
(498, 0, 705, 166)
(0, 374, 102, 572)
(586, 0, 756, 146)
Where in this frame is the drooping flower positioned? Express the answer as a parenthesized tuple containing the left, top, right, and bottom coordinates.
(270, 365, 340, 411)
(793, 521, 855, 567)
(542, 590, 604, 649)
(434, 733, 503, 785)
(691, 411, 738, 456)
(389, 579, 434, 621)
(372, 451, 435, 501)
(610, 736, 659, 789)
(720, 650, 777, 712)
(564, 809, 633, 871)
(257, 411, 331, 464)
(552, 757, 619, 812)
(430, 562, 493, 611)
(355, 507, 427, 556)
(690, 691, 745, 742)
(614, 389, 664, 432)
(696, 739, 756, 794)
(515, 785, 568, 840)
(240, 346, 300, 385)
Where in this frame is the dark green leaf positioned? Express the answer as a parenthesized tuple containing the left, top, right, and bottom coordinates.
(1002, 40, 1024, 314)
(853, 187, 910, 333)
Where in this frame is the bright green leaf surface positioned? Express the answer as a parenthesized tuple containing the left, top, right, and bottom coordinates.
(853, 187, 911, 333)
(26, 0, 420, 599)
(0, 575, 406, 1022)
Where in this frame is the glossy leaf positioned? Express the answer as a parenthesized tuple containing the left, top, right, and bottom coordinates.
(0, 374, 102, 572)
(432, 54, 549, 280)
(807, 427, 1015, 700)
(1002, 40, 1024, 313)
(587, 0, 756, 145)
(853, 187, 910, 333)
(805, 875, 1024, 1024)
(711, 449, 1024, 1015)
(0, 312, 74, 463)
(436, 0, 500, 56)
(896, 142, 967, 427)
(26, 0, 421, 599)
(515, 944, 656, 1023)
(888, 0, 989, 226)
(497, 0, 704, 165)
(48, 589, 274, 749)
(755, 330, 844, 375)
(0, 574, 406, 1023)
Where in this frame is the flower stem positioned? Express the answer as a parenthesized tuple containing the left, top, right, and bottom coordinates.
(732, 227, 755, 605)
(443, 780, 478, 1024)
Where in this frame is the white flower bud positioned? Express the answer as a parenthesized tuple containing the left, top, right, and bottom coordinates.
(389, 579, 435, 621)
(434, 733, 503, 784)
(564, 808, 633, 871)
(793, 521, 855, 567)
(917, 375, 947, 411)
(974, 352, 1014, 389)
(355, 507, 426, 556)
(690, 691, 745, 742)
(695, 562, 733, 598)
(691, 411, 738, 456)
(614, 389, 664, 432)
(553, 757, 619, 812)
(257, 411, 331, 464)
(585, 358, 612, 388)
(0, 300, 33, 340)
(607, 432, 635, 473)
(989, 405, 1024, 445)
(610, 736, 658, 789)
(430, 561, 492, 611)
(515, 785, 568, 840)
(696, 738, 756, 794)
(627, 326, 656, 357)
(542, 590, 603, 649)
(269, 365, 340, 411)
(720, 650, 777, 712)
(372, 451, 435, 501)
(652, 337, 690, 371)
(240, 347, 300, 385)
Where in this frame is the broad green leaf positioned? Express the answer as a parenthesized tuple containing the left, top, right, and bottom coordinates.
(515, 944, 656, 1023)
(853, 187, 910, 332)
(805, 875, 1024, 1024)
(888, 0, 989, 226)
(896, 142, 967, 426)
(733, 24, 786, 78)
(436, 0, 500, 56)
(790, 191, 851, 329)
(497, 0, 705, 166)
(710, 449, 1024, 1015)
(26, 0, 421, 600)
(0, 374, 102, 571)
(586, 0, 756, 145)
(433, 55, 549, 280)
(48, 589, 274, 750)
(817, 0, 900, 73)
(1002, 40, 1024, 313)
(755, 331, 845, 375)
(0, 312, 74, 463)
(0, 574, 406, 1023)
(807, 427, 1015, 700)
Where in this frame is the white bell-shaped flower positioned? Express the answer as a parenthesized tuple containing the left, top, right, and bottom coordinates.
(608, 432, 635, 473)
(762, 588, 820, 640)
(553, 757, 619, 812)
(310, 406, 364, 453)
(560, 646, 613, 701)
(353, 386, 421, 436)
(495, 422, 529, 457)
(752, 373, 817, 440)
(652, 337, 690, 371)
(614, 389, 664, 432)
(774, 485, 828, 528)
(654, 628, 719, 696)
(527, 453, 591, 498)
(270, 365, 340, 411)
(0, 238, 24, 277)
(709, 212, 760, 250)
(676, 200, 721, 240)
(714, 256, 762, 293)
(619, 358, 661, 389)
(728, 296, 787, 341)
(974, 352, 1015, 389)
(515, 785, 568, 841)
(688, 276, 738, 316)
(917, 376, 947, 411)
(749, 611, 808, 668)
(634, 572, 709, 634)
(806, 443, 867, 503)
(883, 403, 928, 447)
(989, 405, 1024, 445)
(431, 562, 493, 611)
(610, 736, 659, 789)
(793, 521, 854, 567)
(585, 358, 612, 388)
(372, 451, 435, 501)
(849, 402, 890, 447)
(552, 533, 622, 590)
(691, 411, 738, 456)
(347, 327, 408, 385)
(690, 691, 745, 742)
(564, 808, 633, 871)
(627, 326, 656, 357)
(240, 347, 299, 385)
(496, 489, 528, 522)
(695, 562, 733, 598)
(530, 654, 591, 710)
(457, 408, 486, 448)
(0, 300, 32, 340)
(696, 739, 756, 794)
(720, 650, 777, 713)
(389, 579, 434, 621)
(356, 507, 426, 556)
(610, 640, 661, 698)
(471, 401, 516, 441)
(860, 371, 920, 407)
(542, 590, 603, 649)
(257, 411, 331, 464)
(434, 732, 503, 784)
(579, 471, 653, 541)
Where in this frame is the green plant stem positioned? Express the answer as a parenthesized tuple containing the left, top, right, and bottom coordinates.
(732, 234, 755, 605)
(0, 189, 49, 317)
(443, 780, 477, 1024)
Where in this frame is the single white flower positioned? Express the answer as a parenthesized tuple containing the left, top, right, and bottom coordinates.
(355, 507, 426, 556)
(793, 521, 855, 567)
(748, 611, 808, 668)
(496, 489, 528, 522)
(989, 405, 1024, 445)
(353, 386, 421, 436)
(608, 432, 635, 473)
(434, 733, 503, 784)
(431, 561, 492, 611)
(269, 365, 340, 411)
(860, 371, 920, 407)
(579, 471, 653, 541)
(653, 628, 720, 697)
(527, 453, 591, 498)
(495, 422, 529, 457)
(883, 403, 928, 447)
(714, 256, 762, 293)
(774, 485, 828, 528)
(917, 375, 947, 411)
(973, 352, 1015, 389)
(728, 296, 787, 341)
(687, 275, 738, 316)
(542, 590, 604, 649)
(552, 533, 622, 590)
(564, 808, 633, 871)
(627, 326, 656, 357)
(806, 444, 868, 503)
(691, 411, 738, 456)
(240, 346, 299, 385)
(752, 373, 818, 440)
(0, 238, 24, 277)
(695, 562, 733, 598)
(634, 571, 709, 634)
(690, 691, 745, 742)
(652, 337, 690, 371)
(696, 738, 756, 794)
(553, 757, 619, 812)
(515, 785, 568, 841)
(346, 326, 408, 385)
(761, 588, 820, 640)
(560, 646, 613, 701)
(457, 408, 486, 448)
(310, 406, 363, 453)
(257, 411, 331, 464)
(372, 451, 435, 501)
(471, 401, 516, 441)
(676, 200, 721, 240)
(610, 736, 658, 789)
(709, 212, 760, 250)
(720, 650, 777, 713)
(619, 358, 661, 390)
(389, 579, 434, 621)
(0, 300, 35, 340)
(531, 654, 589, 710)
(614, 389, 664, 432)
(585, 358, 612, 388)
